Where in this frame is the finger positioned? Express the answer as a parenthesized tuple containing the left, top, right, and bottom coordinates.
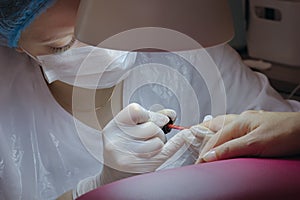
(150, 130, 202, 170)
(119, 121, 166, 142)
(181, 128, 212, 152)
(190, 125, 215, 140)
(198, 120, 247, 159)
(159, 129, 191, 157)
(203, 115, 213, 122)
(116, 103, 150, 125)
(202, 114, 237, 132)
(178, 129, 198, 146)
(157, 109, 177, 122)
(103, 131, 164, 156)
(200, 134, 261, 162)
(133, 137, 165, 158)
(149, 111, 170, 127)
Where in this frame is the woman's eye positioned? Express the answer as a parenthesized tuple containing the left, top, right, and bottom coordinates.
(49, 36, 76, 54)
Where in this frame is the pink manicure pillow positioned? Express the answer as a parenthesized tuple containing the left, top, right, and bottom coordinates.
(78, 158, 300, 200)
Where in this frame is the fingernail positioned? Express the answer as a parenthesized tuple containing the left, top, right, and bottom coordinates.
(203, 115, 213, 122)
(149, 112, 169, 127)
(202, 150, 217, 162)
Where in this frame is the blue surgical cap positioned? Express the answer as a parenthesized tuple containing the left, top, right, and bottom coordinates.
(0, 0, 56, 47)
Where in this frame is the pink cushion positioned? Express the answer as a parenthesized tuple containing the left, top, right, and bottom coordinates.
(78, 158, 300, 200)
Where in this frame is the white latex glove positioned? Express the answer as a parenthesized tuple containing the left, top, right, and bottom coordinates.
(188, 125, 215, 155)
(101, 103, 186, 184)
(74, 103, 181, 198)
(178, 115, 215, 162)
(100, 103, 184, 185)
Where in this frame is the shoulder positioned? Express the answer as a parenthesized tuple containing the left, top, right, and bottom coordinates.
(0, 46, 23, 61)
(0, 46, 32, 71)
(204, 43, 242, 67)
(0, 46, 42, 85)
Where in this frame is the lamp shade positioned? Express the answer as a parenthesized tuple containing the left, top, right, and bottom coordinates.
(75, 0, 234, 51)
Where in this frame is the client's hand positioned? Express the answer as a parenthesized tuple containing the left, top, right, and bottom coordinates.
(197, 110, 300, 163)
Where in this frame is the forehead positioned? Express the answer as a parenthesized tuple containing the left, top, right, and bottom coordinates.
(22, 0, 80, 42)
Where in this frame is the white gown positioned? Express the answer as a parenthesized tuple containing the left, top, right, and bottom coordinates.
(123, 44, 299, 136)
(0, 44, 299, 200)
(0, 47, 102, 200)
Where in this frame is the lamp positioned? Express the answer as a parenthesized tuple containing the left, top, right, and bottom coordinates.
(74, 0, 234, 51)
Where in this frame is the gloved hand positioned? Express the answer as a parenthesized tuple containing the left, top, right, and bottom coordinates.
(188, 125, 215, 155)
(100, 103, 186, 185)
(177, 115, 215, 163)
(74, 103, 182, 198)
(155, 115, 216, 170)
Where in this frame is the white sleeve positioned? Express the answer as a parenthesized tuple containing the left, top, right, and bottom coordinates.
(73, 173, 101, 199)
(208, 44, 300, 113)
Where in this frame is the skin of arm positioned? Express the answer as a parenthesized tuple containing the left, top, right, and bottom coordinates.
(196, 111, 300, 163)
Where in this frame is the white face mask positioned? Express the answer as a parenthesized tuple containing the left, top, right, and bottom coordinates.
(31, 46, 137, 89)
